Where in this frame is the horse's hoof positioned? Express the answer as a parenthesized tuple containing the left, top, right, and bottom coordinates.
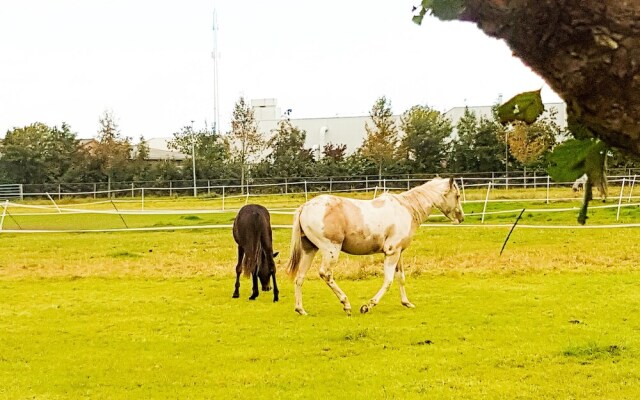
(273, 297, 279, 303)
(402, 302, 416, 309)
(249, 296, 257, 301)
(232, 293, 239, 298)
(360, 304, 370, 314)
(295, 308, 307, 315)
(344, 308, 352, 317)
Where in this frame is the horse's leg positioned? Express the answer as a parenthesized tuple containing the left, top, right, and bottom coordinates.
(395, 253, 415, 308)
(360, 251, 401, 314)
(294, 247, 317, 315)
(271, 269, 279, 302)
(318, 246, 352, 316)
(249, 271, 259, 300)
(232, 246, 244, 298)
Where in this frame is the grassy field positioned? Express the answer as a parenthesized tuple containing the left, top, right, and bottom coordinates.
(1, 188, 640, 398)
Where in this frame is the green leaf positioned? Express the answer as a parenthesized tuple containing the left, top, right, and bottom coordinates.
(548, 139, 606, 183)
(497, 90, 545, 125)
(412, 0, 464, 24)
(430, 0, 465, 21)
(548, 138, 608, 225)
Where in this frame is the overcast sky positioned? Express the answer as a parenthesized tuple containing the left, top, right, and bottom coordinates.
(0, 0, 562, 140)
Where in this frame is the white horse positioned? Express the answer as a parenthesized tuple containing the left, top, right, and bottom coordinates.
(286, 177, 464, 315)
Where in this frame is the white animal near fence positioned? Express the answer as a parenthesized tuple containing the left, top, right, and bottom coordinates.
(572, 173, 607, 200)
(286, 177, 465, 316)
(572, 174, 588, 192)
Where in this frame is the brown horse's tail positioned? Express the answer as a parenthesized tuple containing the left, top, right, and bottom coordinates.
(242, 217, 263, 277)
(286, 206, 304, 277)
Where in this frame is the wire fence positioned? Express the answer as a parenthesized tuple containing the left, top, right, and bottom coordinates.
(1, 171, 639, 233)
(5, 171, 640, 202)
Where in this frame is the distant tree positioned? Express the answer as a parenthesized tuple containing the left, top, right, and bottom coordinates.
(323, 143, 347, 162)
(609, 148, 640, 170)
(169, 123, 230, 181)
(149, 160, 183, 183)
(449, 107, 505, 173)
(316, 143, 349, 177)
(476, 113, 507, 172)
(0, 122, 79, 184)
(260, 119, 314, 178)
(227, 97, 265, 192)
(449, 108, 479, 172)
(131, 136, 151, 181)
(360, 96, 399, 183)
(93, 110, 132, 192)
(506, 111, 561, 169)
(399, 105, 452, 173)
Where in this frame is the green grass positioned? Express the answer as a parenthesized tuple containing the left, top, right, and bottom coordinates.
(0, 189, 639, 398)
(2, 273, 640, 399)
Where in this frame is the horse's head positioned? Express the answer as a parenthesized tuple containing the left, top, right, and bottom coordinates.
(258, 251, 279, 291)
(438, 177, 465, 224)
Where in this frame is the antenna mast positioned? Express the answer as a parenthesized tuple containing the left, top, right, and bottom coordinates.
(212, 10, 220, 134)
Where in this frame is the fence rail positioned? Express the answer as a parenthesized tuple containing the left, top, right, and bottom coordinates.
(6, 170, 639, 201)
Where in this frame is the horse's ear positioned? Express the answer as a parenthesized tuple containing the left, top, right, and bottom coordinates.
(273, 251, 279, 258)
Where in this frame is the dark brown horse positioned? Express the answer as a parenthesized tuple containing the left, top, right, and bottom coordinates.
(232, 204, 279, 301)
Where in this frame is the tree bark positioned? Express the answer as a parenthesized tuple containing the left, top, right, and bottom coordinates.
(460, 0, 640, 155)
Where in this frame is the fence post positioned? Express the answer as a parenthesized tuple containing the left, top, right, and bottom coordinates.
(141, 188, 145, 211)
(304, 180, 308, 202)
(329, 177, 333, 193)
(93, 183, 97, 199)
(285, 178, 288, 194)
(169, 181, 173, 197)
(481, 182, 492, 224)
(460, 177, 466, 203)
(0, 200, 8, 231)
(407, 174, 410, 191)
(131, 182, 135, 198)
(534, 171, 537, 190)
(208, 180, 211, 196)
(46, 192, 61, 213)
(383, 179, 386, 192)
(546, 175, 550, 204)
(365, 176, 369, 193)
(373, 186, 378, 199)
(617, 177, 626, 221)
(58, 184, 61, 200)
(629, 175, 637, 203)
(222, 186, 225, 211)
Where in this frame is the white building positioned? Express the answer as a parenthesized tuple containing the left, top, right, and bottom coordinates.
(138, 99, 567, 161)
(252, 98, 567, 156)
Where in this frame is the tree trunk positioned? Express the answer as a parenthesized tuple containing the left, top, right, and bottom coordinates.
(240, 164, 245, 195)
(460, 0, 640, 155)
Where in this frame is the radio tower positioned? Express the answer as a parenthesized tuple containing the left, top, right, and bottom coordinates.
(212, 10, 220, 134)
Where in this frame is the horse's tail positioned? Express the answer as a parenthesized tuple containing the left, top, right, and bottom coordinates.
(242, 215, 262, 277)
(286, 206, 304, 277)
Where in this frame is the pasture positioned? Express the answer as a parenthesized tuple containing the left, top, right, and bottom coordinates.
(1, 187, 640, 398)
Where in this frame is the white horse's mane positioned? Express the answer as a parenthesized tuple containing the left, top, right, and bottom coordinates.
(393, 178, 452, 223)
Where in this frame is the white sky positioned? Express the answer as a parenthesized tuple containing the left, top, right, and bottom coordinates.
(0, 0, 562, 140)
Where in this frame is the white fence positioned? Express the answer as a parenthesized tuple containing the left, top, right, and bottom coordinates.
(15, 174, 639, 205)
(0, 184, 23, 200)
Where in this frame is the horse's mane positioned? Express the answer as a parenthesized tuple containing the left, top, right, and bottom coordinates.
(393, 178, 450, 223)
